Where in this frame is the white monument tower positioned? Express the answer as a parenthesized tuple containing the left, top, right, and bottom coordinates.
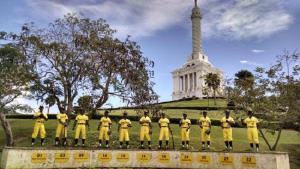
(171, 0, 224, 100)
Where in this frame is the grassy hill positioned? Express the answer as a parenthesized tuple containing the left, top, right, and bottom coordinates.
(98, 99, 230, 120)
(159, 99, 228, 107)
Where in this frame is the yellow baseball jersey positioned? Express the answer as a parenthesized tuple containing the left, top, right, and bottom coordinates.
(180, 119, 191, 128)
(34, 112, 48, 122)
(199, 117, 211, 127)
(57, 113, 68, 123)
(220, 116, 234, 128)
(76, 114, 89, 124)
(140, 116, 151, 126)
(159, 118, 170, 127)
(119, 119, 131, 128)
(244, 117, 259, 128)
(100, 117, 112, 127)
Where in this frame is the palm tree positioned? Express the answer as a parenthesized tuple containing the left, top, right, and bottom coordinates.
(234, 70, 255, 109)
(234, 70, 254, 90)
(204, 73, 221, 105)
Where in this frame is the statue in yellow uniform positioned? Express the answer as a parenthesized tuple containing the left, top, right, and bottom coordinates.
(199, 111, 211, 150)
(31, 106, 48, 146)
(97, 110, 112, 148)
(139, 111, 152, 149)
(118, 112, 132, 149)
(55, 108, 68, 146)
(158, 112, 170, 149)
(179, 113, 191, 149)
(243, 110, 260, 151)
(220, 110, 235, 151)
(72, 109, 89, 147)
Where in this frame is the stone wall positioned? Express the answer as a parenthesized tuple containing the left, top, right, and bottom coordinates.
(1, 147, 290, 169)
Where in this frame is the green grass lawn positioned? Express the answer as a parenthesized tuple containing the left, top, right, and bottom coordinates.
(0, 119, 299, 168)
(97, 99, 234, 120)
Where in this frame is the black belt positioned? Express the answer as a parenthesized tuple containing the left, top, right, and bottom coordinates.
(77, 123, 86, 125)
(161, 126, 168, 127)
(36, 121, 44, 123)
(247, 126, 256, 128)
(102, 126, 109, 127)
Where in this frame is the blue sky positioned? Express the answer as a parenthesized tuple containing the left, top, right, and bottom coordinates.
(1, 0, 300, 110)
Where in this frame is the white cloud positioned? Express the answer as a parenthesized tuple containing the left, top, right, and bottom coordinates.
(22, 0, 293, 40)
(202, 0, 293, 39)
(23, 0, 192, 38)
(240, 60, 262, 66)
(240, 60, 248, 64)
(251, 49, 265, 53)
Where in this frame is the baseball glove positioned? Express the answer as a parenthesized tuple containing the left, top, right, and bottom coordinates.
(205, 129, 211, 135)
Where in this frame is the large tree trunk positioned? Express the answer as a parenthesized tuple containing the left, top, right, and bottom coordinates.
(259, 128, 282, 151)
(258, 128, 272, 150)
(271, 129, 282, 151)
(0, 112, 14, 146)
(258, 129, 272, 150)
(65, 83, 74, 116)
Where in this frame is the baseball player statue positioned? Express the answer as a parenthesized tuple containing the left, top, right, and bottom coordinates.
(55, 108, 68, 146)
(199, 111, 211, 150)
(31, 106, 48, 146)
(220, 110, 235, 151)
(98, 110, 112, 148)
(139, 111, 152, 149)
(72, 108, 89, 147)
(118, 112, 132, 149)
(179, 113, 191, 149)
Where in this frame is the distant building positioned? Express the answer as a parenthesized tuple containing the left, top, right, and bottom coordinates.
(171, 0, 224, 100)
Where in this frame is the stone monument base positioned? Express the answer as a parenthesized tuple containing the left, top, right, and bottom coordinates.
(1, 147, 290, 169)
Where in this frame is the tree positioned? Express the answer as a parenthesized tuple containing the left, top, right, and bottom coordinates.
(234, 70, 255, 90)
(202, 86, 211, 106)
(204, 73, 221, 105)
(0, 45, 33, 146)
(77, 95, 93, 114)
(253, 51, 300, 150)
(232, 70, 255, 109)
(16, 14, 157, 115)
(224, 77, 233, 102)
(83, 35, 158, 114)
(230, 52, 300, 150)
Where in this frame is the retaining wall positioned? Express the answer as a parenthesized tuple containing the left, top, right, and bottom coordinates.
(1, 147, 290, 169)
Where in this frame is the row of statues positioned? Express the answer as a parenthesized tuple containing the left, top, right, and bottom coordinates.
(31, 106, 260, 151)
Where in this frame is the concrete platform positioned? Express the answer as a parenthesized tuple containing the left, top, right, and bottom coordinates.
(1, 147, 290, 169)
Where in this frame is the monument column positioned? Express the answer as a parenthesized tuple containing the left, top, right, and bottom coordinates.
(187, 73, 190, 91)
(194, 72, 197, 90)
(185, 74, 188, 91)
(173, 76, 179, 93)
(177, 76, 181, 92)
(180, 76, 183, 91)
(182, 74, 185, 91)
(191, 0, 202, 59)
(190, 73, 192, 91)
